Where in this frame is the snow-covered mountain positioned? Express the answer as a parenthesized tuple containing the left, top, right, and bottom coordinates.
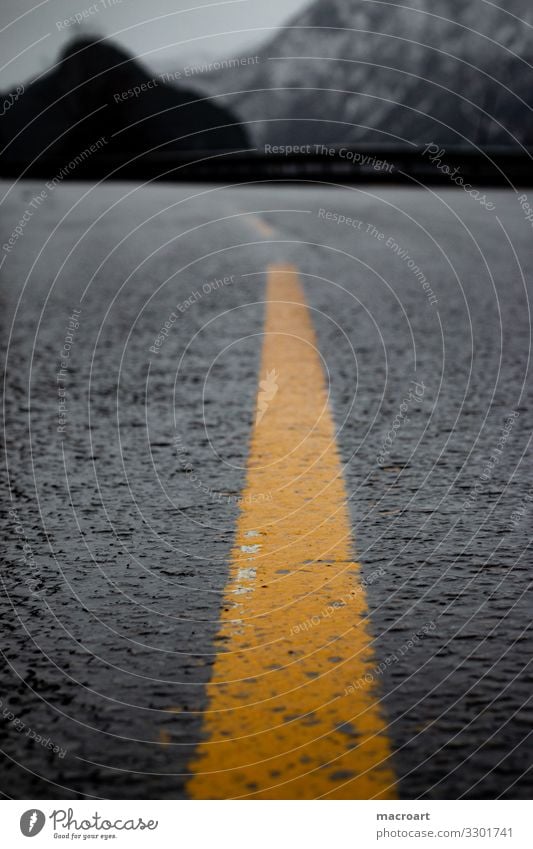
(196, 0, 533, 148)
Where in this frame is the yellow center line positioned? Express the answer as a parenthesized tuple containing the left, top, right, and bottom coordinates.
(186, 263, 396, 800)
(252, 217, 276, 237)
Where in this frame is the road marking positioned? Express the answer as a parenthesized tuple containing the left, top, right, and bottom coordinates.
(252, 216, 276, 237)
(159, 729, 171, 746)
(186, 263, 396, 799)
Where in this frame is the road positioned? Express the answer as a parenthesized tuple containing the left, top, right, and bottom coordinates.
(1, 179, 532, 799)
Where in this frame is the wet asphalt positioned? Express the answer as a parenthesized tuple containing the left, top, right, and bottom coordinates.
(0, 180, 532, 799)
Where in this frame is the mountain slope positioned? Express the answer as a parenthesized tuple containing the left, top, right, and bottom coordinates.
(198, 0, 533, 148)
(0, 38, 248, 173)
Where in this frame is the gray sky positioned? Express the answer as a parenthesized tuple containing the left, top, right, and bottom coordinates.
(1, 0, 310, 89)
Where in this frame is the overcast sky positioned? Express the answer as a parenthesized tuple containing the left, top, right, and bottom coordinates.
(1, 0, 310, 89)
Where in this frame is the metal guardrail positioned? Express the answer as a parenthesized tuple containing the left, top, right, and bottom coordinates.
(2, 146, 532, 184)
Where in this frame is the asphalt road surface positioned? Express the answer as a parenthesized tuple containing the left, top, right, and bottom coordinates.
(1, 179, 532, 799)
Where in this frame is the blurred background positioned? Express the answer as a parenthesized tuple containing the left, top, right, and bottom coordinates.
(1, 0, 533, 178)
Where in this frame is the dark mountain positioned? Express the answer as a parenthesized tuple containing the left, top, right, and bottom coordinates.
(196, 0, 533, 148)
(0, 38, 249, 174)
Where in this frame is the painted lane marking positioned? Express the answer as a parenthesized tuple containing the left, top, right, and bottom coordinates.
(252, 216, 276, 237)
(186, 263, 396, 799)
